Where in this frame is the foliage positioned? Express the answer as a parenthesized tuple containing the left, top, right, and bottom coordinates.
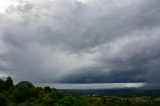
(0, 93, 7, 106)
(16, 81, 34, 88)
(44, 86, 51, 93)
(0, 79, 5, 91)
(5, 76, 13, 90)
(0, 77, 160, 106)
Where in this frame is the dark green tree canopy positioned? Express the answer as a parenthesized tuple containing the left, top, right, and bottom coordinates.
(0, 79, 5, 91)
(16, 81, 34, 89)
(44, 86, 51, 93)
(0, 93, 7, 106)
(5, 76, 13, 89)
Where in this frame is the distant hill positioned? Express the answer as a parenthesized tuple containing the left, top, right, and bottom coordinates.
(63, 89, 160, 97)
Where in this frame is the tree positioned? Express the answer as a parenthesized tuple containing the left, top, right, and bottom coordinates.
(5, 76, 13, 89)
(0, 79, 5, 91)
(16, 81, 34, 88)
(14, 81, 37, 102)
(44, 86, 51, 93)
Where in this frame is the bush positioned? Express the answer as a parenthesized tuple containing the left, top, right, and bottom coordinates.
(0, 93, 7, 106)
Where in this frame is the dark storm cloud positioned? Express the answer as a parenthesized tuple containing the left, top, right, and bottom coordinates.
(60, 66, 146, 83)
(0, 0, 160, 88)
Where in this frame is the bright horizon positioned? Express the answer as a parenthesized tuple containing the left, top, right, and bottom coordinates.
(33, 82, 146, 89)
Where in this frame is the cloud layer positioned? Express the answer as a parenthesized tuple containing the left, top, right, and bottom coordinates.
(0, 0, 160, 88)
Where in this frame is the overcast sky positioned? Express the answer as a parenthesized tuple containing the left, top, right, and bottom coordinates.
(0, 0, 160, 88)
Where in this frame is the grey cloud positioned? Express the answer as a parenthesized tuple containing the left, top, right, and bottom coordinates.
(0, 0, 160, 88)
(60, 66, 146, 83)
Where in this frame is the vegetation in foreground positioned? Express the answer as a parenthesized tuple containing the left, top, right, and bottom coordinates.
(1, 77, 160, 106)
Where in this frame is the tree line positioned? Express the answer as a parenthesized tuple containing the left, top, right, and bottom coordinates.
(0, 77, 160, 106)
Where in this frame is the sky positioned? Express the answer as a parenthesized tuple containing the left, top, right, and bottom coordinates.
(0, 0, 160, 89)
